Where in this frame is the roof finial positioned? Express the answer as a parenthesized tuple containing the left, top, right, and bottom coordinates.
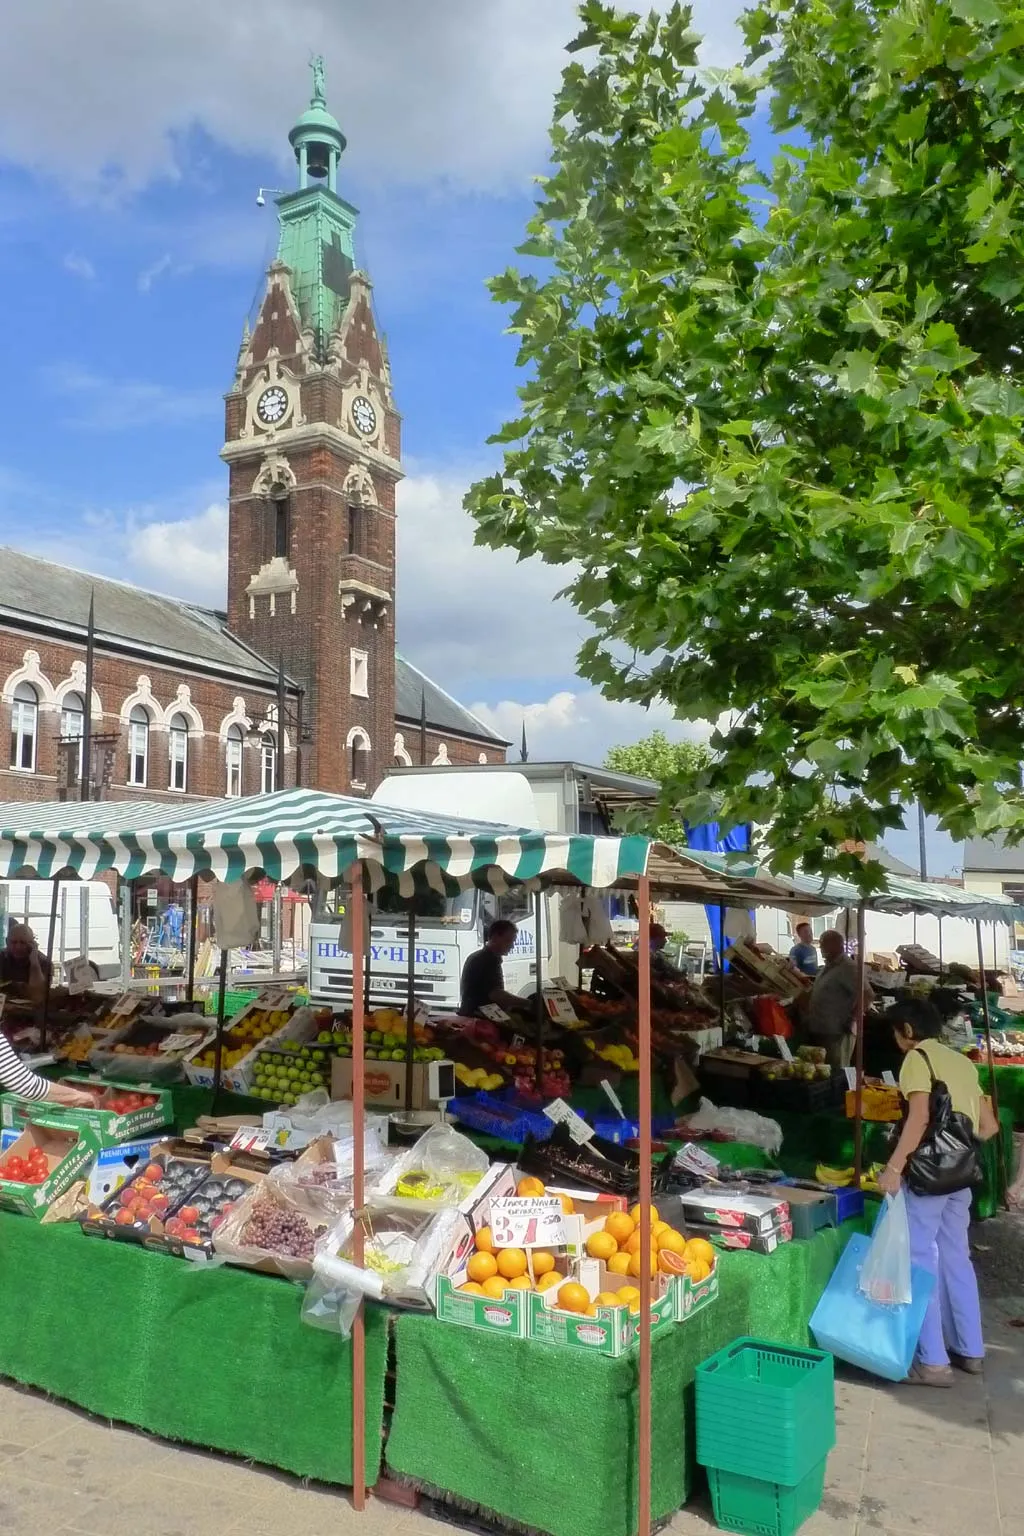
(311, 53, 326, 105)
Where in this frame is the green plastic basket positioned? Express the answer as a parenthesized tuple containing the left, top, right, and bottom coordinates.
(707, 1459, 826, 1536)
(697, 1338, 834, 1485)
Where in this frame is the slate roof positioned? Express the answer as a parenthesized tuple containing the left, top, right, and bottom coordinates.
(963, 836, 1024, 874)
(395, 654, 507, 745)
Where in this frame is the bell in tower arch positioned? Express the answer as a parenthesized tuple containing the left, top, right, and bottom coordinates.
(306, 139, 331, 180)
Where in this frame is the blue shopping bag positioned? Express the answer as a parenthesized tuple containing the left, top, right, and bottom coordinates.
(809, 1232, 935, 1382)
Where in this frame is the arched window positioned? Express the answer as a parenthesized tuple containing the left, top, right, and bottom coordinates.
(60, 690, 85, 780)
(260, 733, 277, 794)
(226, 724, 244, 798)
(128, 705, 150, 787)
(10, 681, 38, 771)
(348, 728, 370, 789)
(168, 712, 189, 792)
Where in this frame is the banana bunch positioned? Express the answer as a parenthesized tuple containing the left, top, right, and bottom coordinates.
(816, 1163, 883, 1193)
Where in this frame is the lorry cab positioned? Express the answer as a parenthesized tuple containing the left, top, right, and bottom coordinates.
(0, 880, 121, 980)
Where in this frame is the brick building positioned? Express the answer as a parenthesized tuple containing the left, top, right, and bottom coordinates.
(0, 64, 506, 809)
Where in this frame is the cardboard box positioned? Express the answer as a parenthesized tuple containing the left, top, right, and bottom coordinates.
(315, 1207, 470, 1308)
(0, 1118, 100, 1219)
(88, 1137, 165, 1205)
(81, 1142, 212, 1247)
(683, 1217, 793, 1255)
(526, 1261, 676, 1357)
(1, 1077, 172, 1147)
(434, 1271, 529, 1336)
(760, 1184, 838, 1240)
(185, 1001, 317, 1094)
(678, 1188, 790, 1237)
(331, 1057, 431, 1111)
(668, 1264, 720, 1322)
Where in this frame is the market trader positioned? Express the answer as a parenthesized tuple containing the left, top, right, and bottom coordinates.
(0, 924, 52, 1004)
(789, 921, 819, 977)
(459, 919, 529, 1017)
(650, 924, 688, 982)
(806, 929, 873, 1067)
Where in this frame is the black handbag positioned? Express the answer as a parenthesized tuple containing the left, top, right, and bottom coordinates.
(903, 1047, 982, 1197)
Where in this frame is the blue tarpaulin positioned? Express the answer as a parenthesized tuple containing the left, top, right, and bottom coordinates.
(685, 823, 753, 968)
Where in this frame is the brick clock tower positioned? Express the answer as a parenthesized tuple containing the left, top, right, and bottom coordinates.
(222, 57, 401, 794)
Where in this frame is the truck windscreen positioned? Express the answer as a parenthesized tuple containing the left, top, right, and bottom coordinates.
(313, 887, 479, 930)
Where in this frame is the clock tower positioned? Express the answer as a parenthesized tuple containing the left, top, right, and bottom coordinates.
(222, 57, 401, 794)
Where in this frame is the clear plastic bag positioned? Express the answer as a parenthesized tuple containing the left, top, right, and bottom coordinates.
(858, 1189, 912, 1306)
(369, 1123, 489, 1211)
(677, 1099, 783, 1156)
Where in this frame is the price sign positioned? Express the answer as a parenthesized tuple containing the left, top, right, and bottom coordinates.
(66, 956, 94, 997)
(543, 1097, 595, 1145)
(111, 992, 140, 1018)
(777, 1037, 794, 1063)
(543, 988, 578, 1025)
(490, 1196, 568, 1250)
(881, 1070, 898, 1087)
(677, 1143, 721, 1179)
(844, 1067, 858, 1091)
(229, 1126, 274, 1154)
(480, 1004, 512, 1024)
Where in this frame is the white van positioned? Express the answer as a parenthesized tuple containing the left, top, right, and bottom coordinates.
(0, 881, 121, 981)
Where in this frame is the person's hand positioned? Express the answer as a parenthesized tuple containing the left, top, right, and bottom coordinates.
(46, 1082, 96, 1108)
(878, 1164, 902, 1197)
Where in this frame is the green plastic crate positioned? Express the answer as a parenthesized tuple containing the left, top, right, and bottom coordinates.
(708, 1459, 826, 1536)
(697, 1338, 834, 1485)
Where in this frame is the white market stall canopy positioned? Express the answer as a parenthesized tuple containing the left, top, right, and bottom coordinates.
(676, 847, 1024, 926)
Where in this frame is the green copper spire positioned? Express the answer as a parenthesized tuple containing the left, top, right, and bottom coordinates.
(276, 57, 357, 359)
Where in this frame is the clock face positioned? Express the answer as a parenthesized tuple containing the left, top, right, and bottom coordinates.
(256, 385, 289, 427)
(351, 395, 377, 436)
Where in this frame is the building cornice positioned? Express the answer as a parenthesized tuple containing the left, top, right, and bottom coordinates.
(220, 420, 404, 483)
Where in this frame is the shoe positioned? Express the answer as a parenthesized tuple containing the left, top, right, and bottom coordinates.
(905, 1362, 955, 1388)
(949, 1352, 984, 1375)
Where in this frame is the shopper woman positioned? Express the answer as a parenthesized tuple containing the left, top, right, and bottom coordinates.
(878, 997, 997, 1386)
(0, 1034, 93, 1107)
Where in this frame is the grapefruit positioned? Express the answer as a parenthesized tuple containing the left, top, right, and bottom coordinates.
(495, 1247, 528, 1280)
(536, 1270, 563, 1291)
(652, 1220, 672, 1239)
(628, 1251, 658, 1279)
(604, 1211, 635, 1246)
(617, 1285, 641, 1304)
(474, 1226, 494, 1253)
(685, 1259, 713, 1283)
(595, 1291, 626, 1308)
(467, 1251, 498, 1284)
(557, 1193, 575, 1216)
(658, 1229, 687, 1256)
(584, 1304, 599, 1317)
(557, 1281, 591, 1314)
(629, 1203, 660, 1226)
(506, 1274, 533, 1290)
(586, 1231, 618, 1262)
(608, 1251, 633, 1276)
(531, 1249, 556, 1277)
(516, 1176, 546, 1198)
(458, 1281, 485, 1295)
(658, 1249, 687, 1275)
(684, 1237, 716, 1266)
(482, 1276, 509, 1299)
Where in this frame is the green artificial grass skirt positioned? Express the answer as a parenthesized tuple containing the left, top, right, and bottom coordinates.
(0, 1214, 388, 1487)
(386, 1220, 861, 1536)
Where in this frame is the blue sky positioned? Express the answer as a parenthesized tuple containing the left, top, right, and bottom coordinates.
(0, 0, 959, 875)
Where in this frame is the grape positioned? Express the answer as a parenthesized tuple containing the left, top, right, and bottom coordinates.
(240, 1196, 325, 1260)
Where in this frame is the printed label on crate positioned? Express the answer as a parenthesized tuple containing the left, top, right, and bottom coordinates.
(490, 1197, 568, 1249)
(161, 1030, 210, 1055)
(111, 992, 141, 1017)
(480, 1005, 512, 1024)
(543, 1098, 594, 1145)
(543, 988, 579, 1025)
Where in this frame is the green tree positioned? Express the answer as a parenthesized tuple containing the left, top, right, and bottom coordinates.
(467, 0, 1024, 886)
(605, 731, 711, 842)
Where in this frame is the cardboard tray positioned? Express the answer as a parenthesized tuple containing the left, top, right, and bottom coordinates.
(1, 1077, 172, 1146)
(676, 1187, 790, 1237)
(517, 1123, 674, 1199)
(0, 1117, 101, 1220)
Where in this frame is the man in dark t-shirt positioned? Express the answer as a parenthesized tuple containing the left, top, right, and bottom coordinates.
(459, 920, 526, 1017)
(0, 924, 52, 1002)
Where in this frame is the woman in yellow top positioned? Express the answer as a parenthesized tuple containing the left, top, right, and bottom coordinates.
(878, 997, 998, 1387)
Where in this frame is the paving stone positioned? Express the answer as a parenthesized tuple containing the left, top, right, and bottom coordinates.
(857, 1475, 1002, 1535)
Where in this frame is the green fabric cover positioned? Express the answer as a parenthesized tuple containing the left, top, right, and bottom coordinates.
(979, 1064, 1024, 1128)
(0, 1213, 387, 1487)
(386, 1221, 860, 1536)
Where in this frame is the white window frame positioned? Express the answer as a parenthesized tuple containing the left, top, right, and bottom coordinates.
(226, 726, 244, 798)
(349, 648, 369, 699)
(347, 726, 371, 789)
(128, 707, 150, 787)
(168, 713, 189, 793)
(260, 734, 277, 794)
(10, 682, 38, 772)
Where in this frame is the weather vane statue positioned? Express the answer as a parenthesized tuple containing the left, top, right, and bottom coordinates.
(311, 54, 326, 103)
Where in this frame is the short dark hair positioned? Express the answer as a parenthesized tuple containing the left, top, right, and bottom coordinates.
(885, 995, 943, 1040)
(487, 919, 517, 942)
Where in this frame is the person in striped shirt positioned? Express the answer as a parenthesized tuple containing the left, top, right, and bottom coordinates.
(0, 1034, 93, 1107)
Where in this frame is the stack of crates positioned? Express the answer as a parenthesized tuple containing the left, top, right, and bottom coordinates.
(695, 1337, 836, 1536)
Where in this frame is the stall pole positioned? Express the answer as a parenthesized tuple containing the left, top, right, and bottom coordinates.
(637, 872, 653, 1536)
(40, 875, 62, 1050)
(992, 924, 999, 978)
(272, 885, 283, 975)
(717, 899, 726, 1032)
(937, 916, 944, 981)
(119, 881, 133, 989)
(404, 907, 417, 1113)
(210, 947, 229, 1115)
(185, 874, 199, 1004)
(976, 920, 1008, 1208)
(534, 889, 545, 1093)
(852, 902, 867, 1188)
(349, 868, 367, 1512)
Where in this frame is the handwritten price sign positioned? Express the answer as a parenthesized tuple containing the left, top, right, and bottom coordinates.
(490, 1197, 568, 1250)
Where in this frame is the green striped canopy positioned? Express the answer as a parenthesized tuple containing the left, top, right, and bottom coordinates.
(0, 789, 653, 895)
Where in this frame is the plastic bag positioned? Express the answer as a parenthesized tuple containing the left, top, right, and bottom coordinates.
(677, 1098, 783, 1156)
(810, 1232, 935, 1382)
(369, 1123, 489, 1211)
(301, 1271, 363, 1337)
(858, 1191, 912, 1306)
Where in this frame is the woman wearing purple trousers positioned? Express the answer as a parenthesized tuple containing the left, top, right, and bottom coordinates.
(878, 999, 998, 1387)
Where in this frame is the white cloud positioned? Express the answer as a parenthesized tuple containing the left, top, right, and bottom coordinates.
(41, 363, 216, 430)
(471, 691, 713, 765)
(62, 252, 96, 280)
(137, 254, 173, 292)
(123, 502, 228, 609)
(0, 1, 748, 197)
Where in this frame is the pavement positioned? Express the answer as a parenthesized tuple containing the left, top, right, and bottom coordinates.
(1, 1218, 1023, 1536)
